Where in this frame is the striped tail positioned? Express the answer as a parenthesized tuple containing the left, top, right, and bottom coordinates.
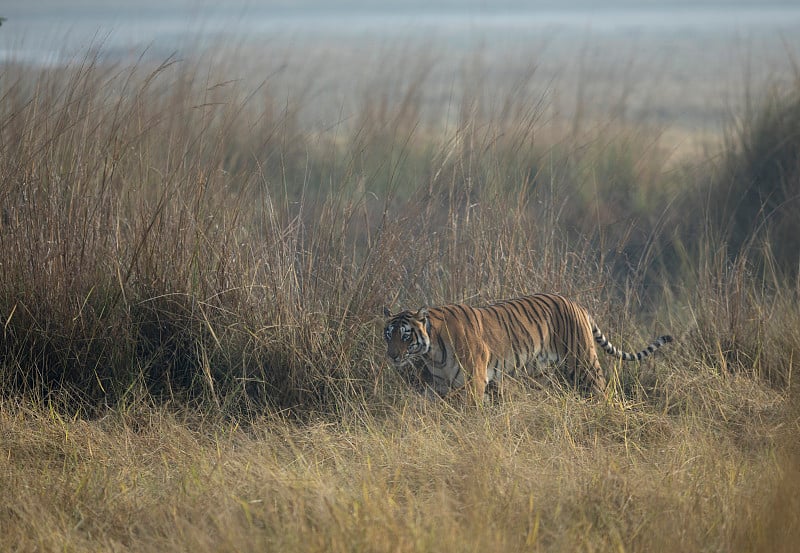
(592, 323, 673, 361)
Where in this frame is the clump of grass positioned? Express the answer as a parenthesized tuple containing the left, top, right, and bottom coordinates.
(708, 79, 800, 275)
(0, 53, 308, 411)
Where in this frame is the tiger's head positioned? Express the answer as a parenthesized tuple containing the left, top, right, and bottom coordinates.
(382, 307, 431, 367)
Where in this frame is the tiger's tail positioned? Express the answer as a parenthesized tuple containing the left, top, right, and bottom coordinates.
(592, 323, 673, 361)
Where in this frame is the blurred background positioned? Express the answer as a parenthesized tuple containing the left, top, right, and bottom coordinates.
(3, 1, 800, 146)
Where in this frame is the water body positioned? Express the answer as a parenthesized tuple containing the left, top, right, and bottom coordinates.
(2, 2, 799, 64)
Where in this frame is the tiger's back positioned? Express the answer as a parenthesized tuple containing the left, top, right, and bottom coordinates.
(383, 293, 672, 402)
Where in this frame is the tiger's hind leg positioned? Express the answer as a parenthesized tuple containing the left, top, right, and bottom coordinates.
(585, 356, 607, 397)
(574, 321, 608, 397)
(564, 351, 607, 397)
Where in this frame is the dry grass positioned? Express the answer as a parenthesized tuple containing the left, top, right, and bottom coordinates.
(1, 381, 798, 552)
(1, 44, 800, 551)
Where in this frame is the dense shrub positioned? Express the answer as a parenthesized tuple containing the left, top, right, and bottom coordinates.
(710, 84, 800, 275)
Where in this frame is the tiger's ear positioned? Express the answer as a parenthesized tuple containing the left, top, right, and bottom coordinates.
(382, 306, 392, 318)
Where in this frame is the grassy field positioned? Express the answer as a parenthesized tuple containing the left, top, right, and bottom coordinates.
(1, 42, 800, 552)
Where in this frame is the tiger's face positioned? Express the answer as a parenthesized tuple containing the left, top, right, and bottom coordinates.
(382, 307, 431, 367)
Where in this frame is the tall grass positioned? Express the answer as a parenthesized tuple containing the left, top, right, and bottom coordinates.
(1, 45, 799, 551)
(0, 50, 680, 413)
(706, 76, 800, 276)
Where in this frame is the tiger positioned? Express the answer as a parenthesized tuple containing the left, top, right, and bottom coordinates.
(382, 293, 673, 404)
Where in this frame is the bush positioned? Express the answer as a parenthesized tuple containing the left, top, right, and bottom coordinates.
(710, 82, 800, 275)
